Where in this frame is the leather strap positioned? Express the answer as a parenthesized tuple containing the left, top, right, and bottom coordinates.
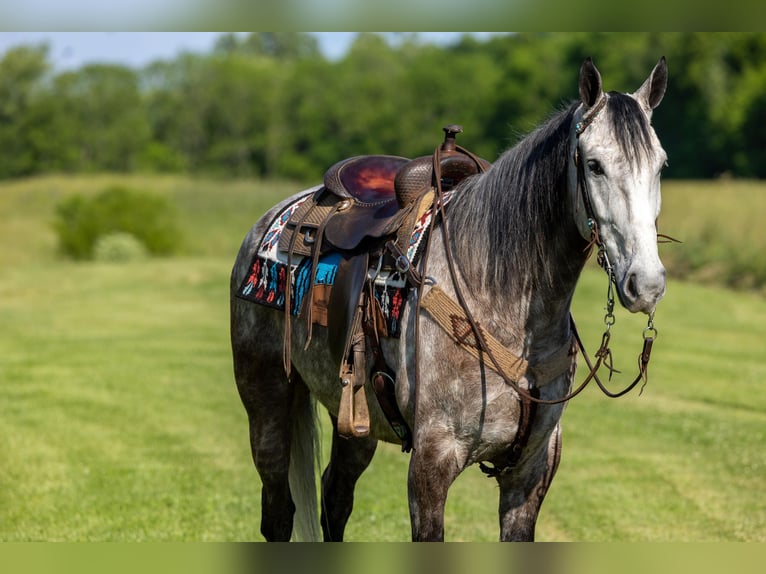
(420, 285, 575, 387)
(425, 124, 656, 407)
(385, 240, 422, 287)
(337, 292, 371, 438)
(363, 283, 413, 451)
(283, 194, 319, 376)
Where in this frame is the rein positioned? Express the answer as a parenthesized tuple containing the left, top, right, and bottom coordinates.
(423, 99, 661, 406)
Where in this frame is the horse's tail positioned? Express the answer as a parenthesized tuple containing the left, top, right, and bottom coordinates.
(288, 379, 322, 542)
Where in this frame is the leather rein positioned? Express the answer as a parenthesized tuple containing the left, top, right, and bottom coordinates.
(421, 97, 661, 406)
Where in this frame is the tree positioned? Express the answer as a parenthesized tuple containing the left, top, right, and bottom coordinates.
(53, 64, 151, 172)
(0, 44, 52, 177)
(141, 55, 210, 173)
(3, 32, 766, 181)
(214, 32, 320, 60)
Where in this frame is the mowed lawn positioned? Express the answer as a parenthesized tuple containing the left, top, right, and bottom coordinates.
(1, 175, 765, 541)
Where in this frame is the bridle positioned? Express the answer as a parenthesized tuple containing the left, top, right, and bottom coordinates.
(571, 93, 659, 400)
(423, 95, 663, 406)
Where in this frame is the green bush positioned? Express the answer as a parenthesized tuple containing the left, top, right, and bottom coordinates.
(54, 185, 180, 260)
(93, 231, 148, 262)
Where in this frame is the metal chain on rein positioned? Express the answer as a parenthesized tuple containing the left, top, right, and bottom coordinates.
(581, 217, 658, 399)
(566, 95, 660, 400)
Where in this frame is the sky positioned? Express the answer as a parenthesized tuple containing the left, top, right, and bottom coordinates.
(0, 32, 495, 71)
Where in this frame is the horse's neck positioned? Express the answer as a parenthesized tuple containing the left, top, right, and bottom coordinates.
(448, 170, 588, 355)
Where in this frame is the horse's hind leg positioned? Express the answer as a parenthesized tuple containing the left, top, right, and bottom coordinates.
(320, 415, 378, 541)
(235, 354, 297, 541)
(232, 294, 300, 540)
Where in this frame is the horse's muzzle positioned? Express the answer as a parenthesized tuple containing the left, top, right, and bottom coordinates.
(618, 264, 667, 314)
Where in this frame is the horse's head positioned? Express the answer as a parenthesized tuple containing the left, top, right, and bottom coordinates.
(572, 57, 668, 315)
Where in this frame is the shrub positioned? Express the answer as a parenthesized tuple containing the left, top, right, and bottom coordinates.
(54, 185, 180, 260)
(93, 232, 148, 262)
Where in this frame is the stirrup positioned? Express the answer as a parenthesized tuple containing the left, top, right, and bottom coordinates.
(337, 365, 370, 438)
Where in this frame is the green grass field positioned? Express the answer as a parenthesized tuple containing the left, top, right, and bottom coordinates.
(659, 180, 766, 291)
(1, 175, 765, 541)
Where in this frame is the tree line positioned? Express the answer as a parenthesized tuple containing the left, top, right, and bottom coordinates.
(1, 32, 765, 181)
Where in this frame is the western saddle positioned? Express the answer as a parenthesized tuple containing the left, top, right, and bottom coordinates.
(278, 125, 489, 449)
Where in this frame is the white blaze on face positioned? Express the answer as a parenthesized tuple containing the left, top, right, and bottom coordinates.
(570, 57, 668, 313)
(577, 114, 667, 314)
(573, 57, 669, 315)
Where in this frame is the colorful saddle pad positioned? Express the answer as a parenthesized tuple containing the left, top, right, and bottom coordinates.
(236, 189, 452, 338)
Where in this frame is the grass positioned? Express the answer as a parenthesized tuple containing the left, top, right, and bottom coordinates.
(1, 174, 765, 541)
(550, 268, 766, 541)
(0, 174, 297, 267)
(0, 259, 260, 540)
(659, 180, 766, 291)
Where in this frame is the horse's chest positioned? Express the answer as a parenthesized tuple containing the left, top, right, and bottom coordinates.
(427, 372, 566, 466)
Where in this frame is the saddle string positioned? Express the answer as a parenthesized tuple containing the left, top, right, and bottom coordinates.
(303, 200, 343, 351)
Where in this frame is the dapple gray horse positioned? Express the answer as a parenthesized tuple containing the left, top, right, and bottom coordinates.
(230, 57, 668, 541)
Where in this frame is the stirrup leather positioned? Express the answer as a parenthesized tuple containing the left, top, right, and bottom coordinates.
(336, 298, 370, 438)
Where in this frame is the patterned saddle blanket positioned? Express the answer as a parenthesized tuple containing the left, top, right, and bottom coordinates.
(236, 188, 452, 338)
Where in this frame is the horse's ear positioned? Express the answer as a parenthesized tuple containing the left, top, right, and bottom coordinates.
(635, 56, 668, 113)
(579, 57, 603, 108)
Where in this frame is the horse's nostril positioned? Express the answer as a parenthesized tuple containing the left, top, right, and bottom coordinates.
(627, 273, 639, 301)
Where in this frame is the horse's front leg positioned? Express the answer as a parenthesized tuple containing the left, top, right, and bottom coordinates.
(407, 429, 463, 541)
(497, 422, 562, 541)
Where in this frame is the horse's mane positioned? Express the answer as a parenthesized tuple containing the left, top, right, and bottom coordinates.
(450, 101, 580, 293)
(450, 93, 656, 295)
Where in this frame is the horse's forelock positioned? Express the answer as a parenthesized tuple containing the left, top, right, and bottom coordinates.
(605, 92, 657, 168)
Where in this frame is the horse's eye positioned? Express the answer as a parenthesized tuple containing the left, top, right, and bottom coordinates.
(587, 159, 604, 176)
(659, 160, 669, 176)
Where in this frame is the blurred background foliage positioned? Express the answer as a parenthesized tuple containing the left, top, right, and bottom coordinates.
(2, 32, 766, 182)
(53, 185, 179, 259)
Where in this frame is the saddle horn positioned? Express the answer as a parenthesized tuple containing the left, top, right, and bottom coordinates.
(395, 124, 488, 208)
